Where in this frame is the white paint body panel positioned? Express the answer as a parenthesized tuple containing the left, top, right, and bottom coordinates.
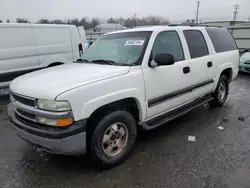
(0, 23, 87, 88)
(141, 28, 192, 119)
(10, 26, 239, 123)
(10, 63, 129, 100)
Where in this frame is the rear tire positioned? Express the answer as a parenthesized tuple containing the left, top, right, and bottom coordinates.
(210, 75, 229, 107)
(90, 110, 137, 169)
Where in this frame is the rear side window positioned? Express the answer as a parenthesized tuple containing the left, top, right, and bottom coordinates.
(184, 30, 209, 59)
(206, 28, 237, 53)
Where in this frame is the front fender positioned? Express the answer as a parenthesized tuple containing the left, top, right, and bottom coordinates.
(82, 88, 146, 122)
(56, 66, 146, 122)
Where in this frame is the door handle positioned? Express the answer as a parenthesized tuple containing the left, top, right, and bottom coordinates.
(207, 61, 213, 68)
(183, 66, 190, 74)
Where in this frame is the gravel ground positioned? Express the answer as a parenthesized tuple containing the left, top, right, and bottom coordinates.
(0, 73, 250, 188)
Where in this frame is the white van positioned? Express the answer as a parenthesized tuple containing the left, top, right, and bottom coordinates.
(0, 23, 88, 89)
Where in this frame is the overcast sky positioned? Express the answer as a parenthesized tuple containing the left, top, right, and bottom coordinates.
(0, 0, 249, 23)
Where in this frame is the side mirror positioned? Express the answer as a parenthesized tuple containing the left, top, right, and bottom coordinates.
(150, 53, 175, 67)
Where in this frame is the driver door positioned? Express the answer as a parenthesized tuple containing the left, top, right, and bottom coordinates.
(142, 30, 193, 120)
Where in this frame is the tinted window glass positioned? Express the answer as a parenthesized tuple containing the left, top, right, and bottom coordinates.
(206, 28, 237, 53)
(152, 31, 184, 62)
(184, 30, 209, 59)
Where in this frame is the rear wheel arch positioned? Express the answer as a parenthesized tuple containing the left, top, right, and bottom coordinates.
(220, 68, 233, 82)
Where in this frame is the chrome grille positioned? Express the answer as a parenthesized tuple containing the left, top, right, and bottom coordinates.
(16, 109, 36, 121)
(11, 92, 37, 124)
(11, 93, 35, 107)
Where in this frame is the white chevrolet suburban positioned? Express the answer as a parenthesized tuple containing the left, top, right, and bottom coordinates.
(7, 26, 239, 168)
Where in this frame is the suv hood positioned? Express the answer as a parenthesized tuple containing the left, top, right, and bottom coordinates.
(10, 63, 130, 99)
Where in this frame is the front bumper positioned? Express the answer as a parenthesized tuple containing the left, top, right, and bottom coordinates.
(7, 104, 87, 155)
(239, 63, 250, 73)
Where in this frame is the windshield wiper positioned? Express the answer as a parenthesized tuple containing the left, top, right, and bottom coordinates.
(91, 59, 116, 65)
(74, 58, 89, 63)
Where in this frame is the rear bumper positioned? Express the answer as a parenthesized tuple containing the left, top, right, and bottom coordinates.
(7, 104, 87, 155)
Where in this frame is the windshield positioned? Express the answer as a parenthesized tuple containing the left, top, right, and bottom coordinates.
(81, 31, 152, 65)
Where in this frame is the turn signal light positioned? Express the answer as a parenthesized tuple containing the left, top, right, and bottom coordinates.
(57, 118, 73, 127)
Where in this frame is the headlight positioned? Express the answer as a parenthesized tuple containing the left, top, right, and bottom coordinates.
(37, 99, 71, 111)
(245, 60, 250, 64)
(37, 116, 73, 127)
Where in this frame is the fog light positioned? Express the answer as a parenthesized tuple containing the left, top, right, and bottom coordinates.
(37, 117, 57, 126)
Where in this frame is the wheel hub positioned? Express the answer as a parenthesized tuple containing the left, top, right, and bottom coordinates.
(218, 82, 226, 101)
(102, 123, 128, 156)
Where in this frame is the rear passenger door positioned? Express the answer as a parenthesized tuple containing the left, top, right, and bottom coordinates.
(183, 29, 215, 100)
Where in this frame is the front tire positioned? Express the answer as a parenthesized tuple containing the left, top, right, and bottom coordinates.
(90, 110, 137, 169)
(210, 75, 229, 107)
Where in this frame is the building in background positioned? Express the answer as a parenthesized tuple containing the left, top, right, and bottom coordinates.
(200, 21, 250, 27)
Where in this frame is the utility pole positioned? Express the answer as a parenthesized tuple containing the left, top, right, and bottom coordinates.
(134, 14, 137, 28)
(248, 17, 250, 22)
(195, 1, 200, 26)
(233, 5, 240, 25)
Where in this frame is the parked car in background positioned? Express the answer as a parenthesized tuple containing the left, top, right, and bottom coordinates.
(239, 50, 250, 73)
(0, 23, 88, 90)
(8, 26, 239, 169)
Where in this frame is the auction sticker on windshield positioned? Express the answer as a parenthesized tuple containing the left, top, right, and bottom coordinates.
(125, 40, 144, 46)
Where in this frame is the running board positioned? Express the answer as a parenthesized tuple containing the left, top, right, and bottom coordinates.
(142, 95, 213, 130)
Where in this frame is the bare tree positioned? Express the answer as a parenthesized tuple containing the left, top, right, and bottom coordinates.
(50, 19, 64, 24)
(122, 15, 169, 28)
(37, 18, 50, 24)
(79, 18, 92, 29)
(68, 19, 80, 27)
(16, 18, 30, 23)
(123, 18, 133, 28)
(107, 18, 118, 24)
(92, 18, 100, 31)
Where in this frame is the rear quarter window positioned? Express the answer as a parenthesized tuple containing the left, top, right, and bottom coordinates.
(205, 28, 237, 53)
(183, 30, 209, 59)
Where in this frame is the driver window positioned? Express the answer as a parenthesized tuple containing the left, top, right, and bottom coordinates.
(152, 31, 185, 62)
